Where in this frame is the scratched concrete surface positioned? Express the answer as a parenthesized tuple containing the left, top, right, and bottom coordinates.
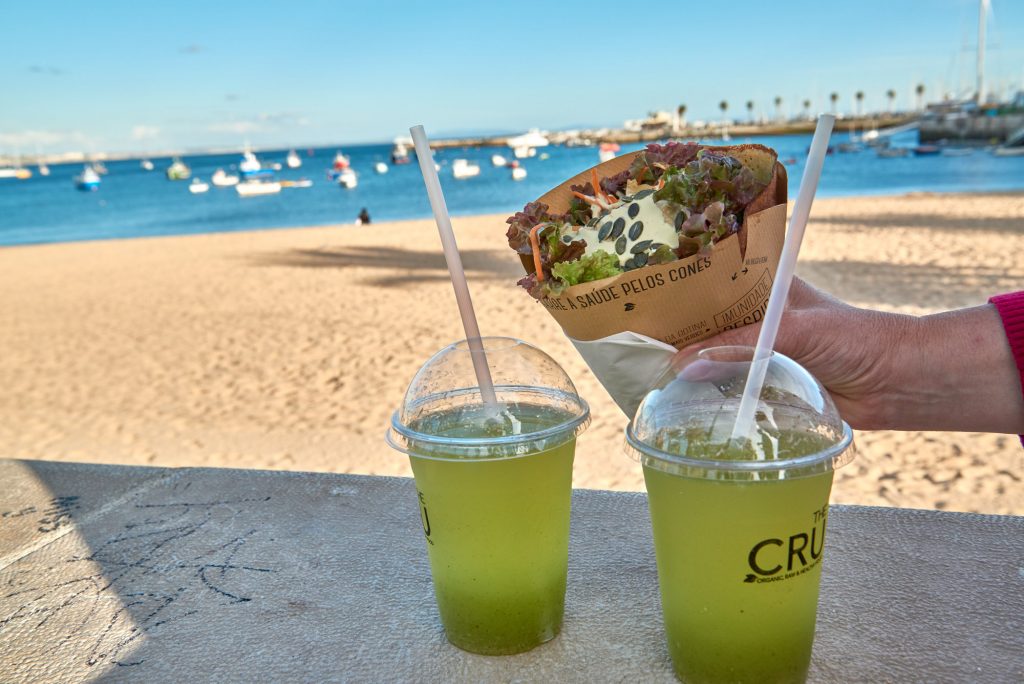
(0, 459, 1021, 683)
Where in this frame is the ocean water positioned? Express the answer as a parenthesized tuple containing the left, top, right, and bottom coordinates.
(1, 132, 1022, 247)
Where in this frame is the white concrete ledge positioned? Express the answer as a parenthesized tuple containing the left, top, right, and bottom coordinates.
(0, 459, 1021, 683)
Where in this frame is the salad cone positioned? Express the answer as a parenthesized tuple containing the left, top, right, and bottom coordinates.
(518, 144, 788, 347)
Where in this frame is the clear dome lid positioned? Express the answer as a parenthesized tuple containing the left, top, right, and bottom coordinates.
(387, 337, 590, 460)
(625, 345, 855, 480)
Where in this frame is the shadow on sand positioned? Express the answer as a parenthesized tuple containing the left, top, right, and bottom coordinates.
(249, 246, 524, 287)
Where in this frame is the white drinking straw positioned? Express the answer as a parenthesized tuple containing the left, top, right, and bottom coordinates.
(729, 114, 836, 445)
(410, 125, 498, 407)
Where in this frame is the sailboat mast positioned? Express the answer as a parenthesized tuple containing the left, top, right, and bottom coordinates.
(976, 0, 987, 105)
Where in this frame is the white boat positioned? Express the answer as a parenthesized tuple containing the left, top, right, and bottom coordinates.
(188, 178, 210, 194)
(507, 129, 550, 159)
(452, 159, 480, 179)
(598, 142, 620, 163)
(491, 154, 508, 167)
(38, 162, 50, 176)
(236, 180, 281, 196)
(239, 149, 262, 177)
(511, 166, 527, 181)
(337, 168, 358, 189)
(391, 137, 412, 164)
(374, 162, 389, 174)
(286, 150, 302, 169)
(141, 159, 155, 171)
(74, 165, 101, 191)
(211, 169, 239, 186)
(0, 168, 31, 179)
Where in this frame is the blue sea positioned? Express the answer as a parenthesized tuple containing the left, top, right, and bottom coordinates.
(2, 132, 1023, 247)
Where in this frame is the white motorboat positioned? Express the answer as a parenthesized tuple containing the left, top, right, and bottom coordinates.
(286, 150, 302, 169)
(507, 130, 549, 159)
(211, 169, 239, 186)
(239, 149, 262, 177)
(38, 162, 50, 176)
(491, 154, 508, 167)
(236, 180, 281, 196)
(188, 178, 210, 194)
(141, 159, 155, 171)
(452, 159, 480, 179)
(374, 162, 388, 174)
(74, 165, 101, 191)
(511, 166, 527, 181)
(337, 168, 358, 189)
(390, 138, 412, 164)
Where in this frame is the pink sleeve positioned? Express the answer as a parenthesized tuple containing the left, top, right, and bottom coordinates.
(989, 291, 1024, 446)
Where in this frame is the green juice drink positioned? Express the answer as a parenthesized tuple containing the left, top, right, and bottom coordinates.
(388, 338, 590, 656)
(626, 346, 855, 683)
(408, 405, 576, 654)
(644, 456, 833, 683)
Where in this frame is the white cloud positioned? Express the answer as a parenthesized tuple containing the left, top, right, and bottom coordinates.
(131, 125, 161, 140)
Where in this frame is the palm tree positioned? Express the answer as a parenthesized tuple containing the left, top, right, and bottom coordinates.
(773, 96, 783, 121)
(829, 92, 839, 115)
(802, 99, 812, 120)
(719, 100, 729, 124)
(746, 100, 755, 123)
(855, 91, 864, 118)
(676, 104, 687, 132)
(915, 83, 926, 111)
(886, 89, 897, 114)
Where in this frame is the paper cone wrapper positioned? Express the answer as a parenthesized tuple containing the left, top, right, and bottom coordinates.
(520, 145, 788, 416)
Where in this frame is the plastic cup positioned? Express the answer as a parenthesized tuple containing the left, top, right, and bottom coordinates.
(625, 346, 855, 683)
(387, 337, 590, 655)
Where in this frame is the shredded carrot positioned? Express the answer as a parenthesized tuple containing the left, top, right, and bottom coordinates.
(571, 190, 606, 207)
(529, 224, 546, 282)
(591, 168, 613, 204)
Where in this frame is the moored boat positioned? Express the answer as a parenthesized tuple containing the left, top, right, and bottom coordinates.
(74, 165, 101, 191)
(598, 142, 620, 163)
(236, 180, 282, 196)
(491, 154, 508, 167)
(211, 169, 239, 186)
(239, 149, 262, 178)
(390, 138, 412, 164)
(511, 166, 527, 181)
(374, 162, 388, 174)
(141, 159, 155, 171)
(336, 168, 358, 189)
(188, 178, 210, 194)
(452, 159, 480, 179)
(166, 158, 191, 180)
(286, 149, 302, 169)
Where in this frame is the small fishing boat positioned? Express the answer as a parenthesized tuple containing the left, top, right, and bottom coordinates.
(37, 162, 50, 176)
(0, 167, 31, 179)
(452, 159, 480, 179)
(598, 142, 620, 163)
(511, 166, 527, 181)
(141, 159, 155, 171)
(236, 180, 281, 196)
(239, 149, 262, 178)
(913, 145, 941, 156)
(327, 151, 353, 181)
(286, 149, 302, 169)
(280, 179, 313, 188)
(374, 162, 388, 174)
(390, 139, 411, 164)
(188, 178, 210, 194)
(336, 168, 358, 189)
(211, 169, 239, 186)
(74, 165, 101, 191)
(876, 147, 910, 158)
(491, 154, 508, 167)
(166, 158, 191, 180)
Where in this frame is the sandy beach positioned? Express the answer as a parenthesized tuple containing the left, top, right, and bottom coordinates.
(1, 191, 1022, 515)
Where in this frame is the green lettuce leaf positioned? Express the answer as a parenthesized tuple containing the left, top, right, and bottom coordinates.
(551, 250, 621, 286)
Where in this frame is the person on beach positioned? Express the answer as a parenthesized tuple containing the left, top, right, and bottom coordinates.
(676, 278, 1024, 437)
(356, 208, 371, 225)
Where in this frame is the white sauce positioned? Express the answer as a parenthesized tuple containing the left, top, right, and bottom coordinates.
(566, 193, 678, 266)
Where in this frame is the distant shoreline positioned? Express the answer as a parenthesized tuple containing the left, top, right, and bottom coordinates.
(3, 115, 916, 166)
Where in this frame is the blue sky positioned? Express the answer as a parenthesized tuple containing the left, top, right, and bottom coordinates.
(3, 0, 1022, 153)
